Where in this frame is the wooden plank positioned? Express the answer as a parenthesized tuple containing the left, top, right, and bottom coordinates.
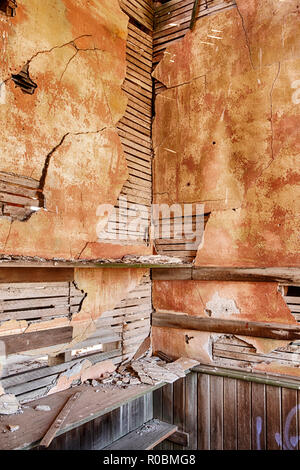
(0, 382, 165, 450)
(197, 373, 210, 449)
(149, 267, 300, 283)
(153, 387, 163, 421)
(251, 382, 266, 450)
(161, 383, 174, 450)
(104, 419, 177, 450)
(281, 387, 299, 450)
(172, 378, 185, 450)
(152, 268, 192, 280)
(266, 385, 282, 449)
(152, 311, 300, 341)
(223, 377, 237, 450)
(194, 364, 300, 390)
(40, 391, 82, 448)
(184, 372, 197, 449)
(237, 380, 251, 450)
(167, 430, 189, 447)
(0, 327, 73, 355)
(210, 374, 223, 450)
(0, 268, 74, 283)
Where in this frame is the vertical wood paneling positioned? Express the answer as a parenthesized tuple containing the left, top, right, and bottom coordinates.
(223, 377, 237, 450)
(210, 375, 223, 450)
(173, 378, 185, 450)
(281, 388, 298, 450)
(266, 385, 282, 450)
(197, 373, 210, 450)
(251, 382, 266, 450)
(40, 372, 300, 451)
(153, 388, 163, 420)
(185, 372, 198, 449)
(237, 380, 252, 450)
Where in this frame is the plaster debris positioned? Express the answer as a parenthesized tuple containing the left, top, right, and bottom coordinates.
(7, 424, 19, 433)
(48, 359, 116, 394)
(35, 405, 51, 412)
(136, 419, 161, 436)
(122, 255, 186, 265)
(130, 356, 200, 386)
(0, 394, 21, 415)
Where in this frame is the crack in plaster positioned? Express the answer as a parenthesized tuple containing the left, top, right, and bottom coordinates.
(235, 2, 255, 70)
(38, 126, 112, 208)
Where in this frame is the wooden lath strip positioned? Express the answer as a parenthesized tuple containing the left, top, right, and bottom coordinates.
(153, 0, 236, 65)
(120, 0, 154, 30)
(0, 281, 85, 324)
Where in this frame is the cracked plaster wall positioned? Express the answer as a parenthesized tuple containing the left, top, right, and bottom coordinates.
(0, 1, 152, 362)
(0, 0, 149, 260)
(153, 0, 300, 267)
(152, 1, 300, 375)
(152, 280, 299, 371)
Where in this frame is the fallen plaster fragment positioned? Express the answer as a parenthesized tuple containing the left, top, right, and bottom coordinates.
(48, 359, 116, 394)
(205, 292, 240, 317)
(0, 394, 21, 415)
(7, 424, 20, 433)
(35, 405, 51, 412)
(131, 356, 200, 386)
(122, 255, 186, 265)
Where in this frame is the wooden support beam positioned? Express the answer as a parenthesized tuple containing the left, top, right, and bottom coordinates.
(152, 267, 300, 284)
(0, 267, 74, 283)
(190, 0, 200, 30)
(0, 327, 73, 355)
(152, 311, 300, 341)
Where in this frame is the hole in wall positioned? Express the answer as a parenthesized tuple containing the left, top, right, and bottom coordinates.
(0, 0, 17, 17)
(11, 64, 37, 95)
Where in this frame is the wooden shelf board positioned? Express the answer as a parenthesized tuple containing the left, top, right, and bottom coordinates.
(0, 382, 165, 450)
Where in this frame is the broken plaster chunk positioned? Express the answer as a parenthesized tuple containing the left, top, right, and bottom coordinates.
(130, 377, 141, 385)
(0, 394, 21, 415)
(122, 255, 185, 265)
(35, 405, 51, 412)
(7, 424, 20, 433)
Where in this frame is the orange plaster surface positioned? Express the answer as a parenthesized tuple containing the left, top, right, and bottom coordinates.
(0, 0, 151, 260)
(153, 2, 300, 267)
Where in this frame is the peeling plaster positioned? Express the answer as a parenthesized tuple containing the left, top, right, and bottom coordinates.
(205, 292, 240, 318)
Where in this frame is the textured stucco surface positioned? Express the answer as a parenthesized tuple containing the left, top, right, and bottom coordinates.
(152, 1, 300, 374)
(0, 0, 135, 260)
(153, 1, 300, 267)
(152, 280, 298, 361)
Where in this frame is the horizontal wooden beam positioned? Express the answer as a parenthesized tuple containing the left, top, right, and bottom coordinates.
(0, 267, 74, 283)
(0, 327, 73, 355)
(152, 267, 300, 284)
(152, 311, 300, 341)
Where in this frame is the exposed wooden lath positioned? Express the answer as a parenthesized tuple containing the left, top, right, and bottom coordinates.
(284, 286, 300, 323)
(119, 0, 154, 30)
(0, 281, 85, 324)
(153, 211, 210, 262)
(101, 3, 153, 243)
(213, 336, 300, 372)
(71, 273, 152, 362)
(0, 171, 41, 221)
(153, 0, 237, 94)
